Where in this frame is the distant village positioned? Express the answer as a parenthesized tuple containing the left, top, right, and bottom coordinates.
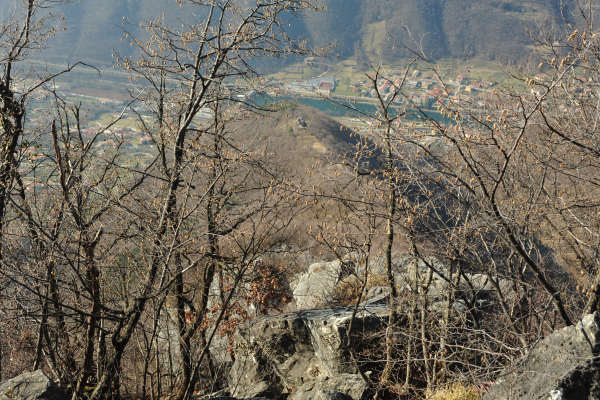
(273, 68, 499, 109)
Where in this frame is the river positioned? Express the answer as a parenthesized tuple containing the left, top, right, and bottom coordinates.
(251, 93, 443, 122)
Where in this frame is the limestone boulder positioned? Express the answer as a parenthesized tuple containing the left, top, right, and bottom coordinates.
(484, 313, 600, 400)
(292, 259, 344, 310)
(290, 254, 406, 310)
(0, 371, 68, 400)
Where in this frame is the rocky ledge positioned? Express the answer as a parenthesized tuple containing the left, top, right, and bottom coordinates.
(227, 305, 388, 400)
(3, 310, 599, 400)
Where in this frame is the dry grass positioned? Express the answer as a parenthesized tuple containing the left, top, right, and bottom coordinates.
(332, 275, 362, 305)
(427, 383, 482, 400)
(332, 270, 402, 306)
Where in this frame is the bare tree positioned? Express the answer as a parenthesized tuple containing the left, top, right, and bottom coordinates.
(341, 5, 600, 394)
(0, 2, 322, 400)
(0, 0, 104, 387)
(108, 1, 322, 398)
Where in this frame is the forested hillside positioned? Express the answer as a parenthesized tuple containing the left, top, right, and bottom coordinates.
(0, 0, 581, 66)
(301, 0, 577, 61)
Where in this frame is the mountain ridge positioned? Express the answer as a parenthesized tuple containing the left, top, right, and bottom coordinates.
(0, 0, 582, 67)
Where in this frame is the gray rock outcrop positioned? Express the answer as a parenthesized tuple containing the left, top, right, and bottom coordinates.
(0, 370, 68, 400)
(292, 254, 515, 313)
(227, 306, 387, 400)
(484, 313, 600, 400)
(290, 254, 438, 310)
(224, 252, 528, 400)
(292, 259, 347, 310)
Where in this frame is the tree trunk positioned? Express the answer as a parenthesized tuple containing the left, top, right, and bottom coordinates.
(379, 127, 398, 387)
(0, 82, 23, 256)
(33, 297, 49, 371)
(584, 271, 600, 315)
(73, 236, 102, 400)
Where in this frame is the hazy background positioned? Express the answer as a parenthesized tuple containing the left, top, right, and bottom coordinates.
(0, 0, 580, 67)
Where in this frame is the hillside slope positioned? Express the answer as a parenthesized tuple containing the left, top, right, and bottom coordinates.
(233, 103, 372, 173)
(301, 0, 575, 62)
(0, 0, 581, 67)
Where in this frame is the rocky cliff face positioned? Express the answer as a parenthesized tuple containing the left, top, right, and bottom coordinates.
(227, 306, 387, 400)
